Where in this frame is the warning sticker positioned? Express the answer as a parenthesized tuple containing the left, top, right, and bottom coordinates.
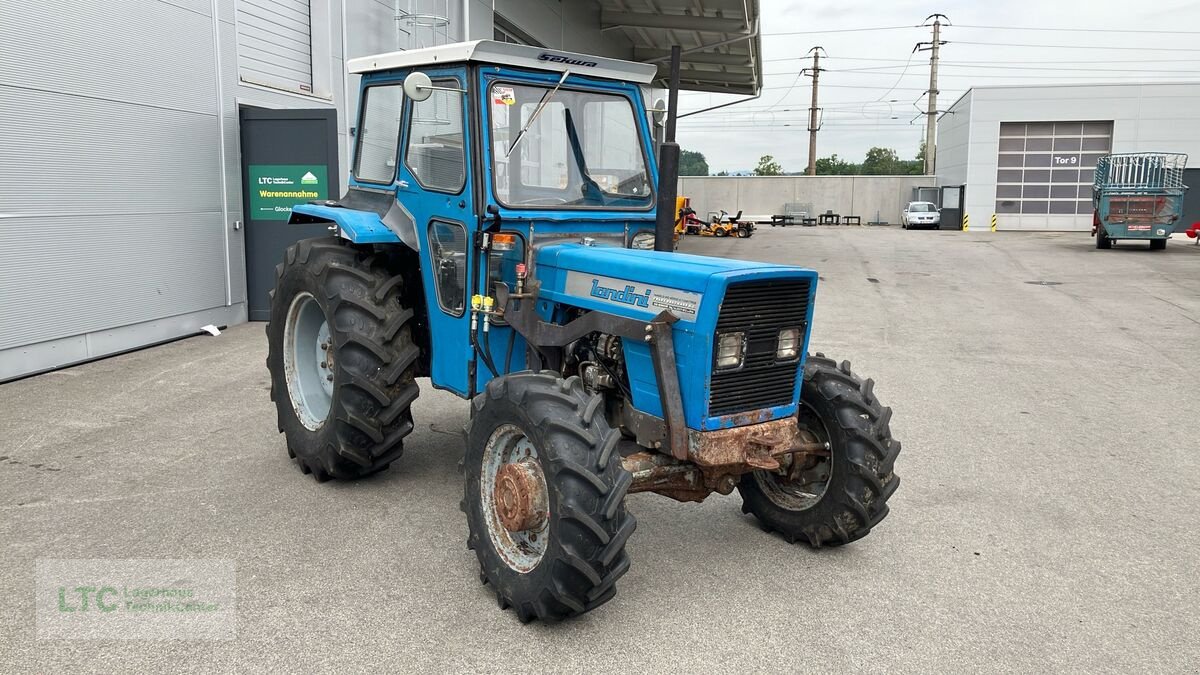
(493, 87, 515, 106)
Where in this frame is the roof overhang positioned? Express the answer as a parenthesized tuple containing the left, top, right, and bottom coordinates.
(598, 0, 762, 96)
(347, 40, 658, 84)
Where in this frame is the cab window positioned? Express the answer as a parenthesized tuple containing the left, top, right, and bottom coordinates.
(354, 84, 404, 184)
(405, 78, 466, 193)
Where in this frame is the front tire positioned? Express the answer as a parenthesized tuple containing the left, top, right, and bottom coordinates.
(1149, 238, 1167, 250)
(738, 353, 900, 547)
(266, 238, 420, 481)
(1096, 227, 1112, 249)
(464, 373, 635, 622)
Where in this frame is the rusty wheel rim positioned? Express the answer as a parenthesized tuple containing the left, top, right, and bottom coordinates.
(753, 402, 832, 511)
(481, 424, 549, 573)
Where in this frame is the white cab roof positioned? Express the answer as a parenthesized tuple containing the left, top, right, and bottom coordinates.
(347, 40, 658, 84)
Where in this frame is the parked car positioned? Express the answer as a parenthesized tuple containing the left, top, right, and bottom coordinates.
(901, 202, 941, 229)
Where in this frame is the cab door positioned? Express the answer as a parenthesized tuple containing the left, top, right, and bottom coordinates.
(395, 67, 475, 395)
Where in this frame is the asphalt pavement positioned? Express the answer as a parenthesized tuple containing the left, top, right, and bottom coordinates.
(2, 226, 1198, 672)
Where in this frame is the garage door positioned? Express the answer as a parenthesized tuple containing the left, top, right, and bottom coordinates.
(237, 0, 313, 94)
(995, 121, 1113, 226)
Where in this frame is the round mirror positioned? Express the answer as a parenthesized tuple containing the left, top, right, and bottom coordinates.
(403, 71, 433, 102)
(652, 98, 667, 127)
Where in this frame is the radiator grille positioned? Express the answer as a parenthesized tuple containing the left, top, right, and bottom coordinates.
(709, 278, 811, 416)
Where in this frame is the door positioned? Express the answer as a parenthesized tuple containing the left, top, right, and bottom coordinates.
(239, 106, 338, 320)
(939, 184, 964, 231)
(393, 68, 476, 395)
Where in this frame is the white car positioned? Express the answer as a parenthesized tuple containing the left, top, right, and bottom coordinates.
(901, 202, 941, 230)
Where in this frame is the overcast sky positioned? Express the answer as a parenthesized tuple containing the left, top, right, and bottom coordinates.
(675, 0, 1200, 173)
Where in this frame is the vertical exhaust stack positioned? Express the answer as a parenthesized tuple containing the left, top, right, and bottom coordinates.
(654, 46, 682, 252)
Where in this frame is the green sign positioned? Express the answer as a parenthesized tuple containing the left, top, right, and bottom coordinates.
(248, 164, 328, 220)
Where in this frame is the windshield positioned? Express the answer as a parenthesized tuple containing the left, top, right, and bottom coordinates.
(909, 203, 937, 212)
(489, 82, 653, 209)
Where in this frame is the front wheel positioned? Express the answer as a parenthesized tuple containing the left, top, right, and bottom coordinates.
(1149, 238, 1167, 250)
(1096, 227, 1112, 249)
(464, 373, 635, 622)
(738, 354, 900, 547)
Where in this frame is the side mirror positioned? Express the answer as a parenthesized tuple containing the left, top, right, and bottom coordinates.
(403, 72, 434, 102)
(403, 71, 467, 102)
(651, 98, 667, 128)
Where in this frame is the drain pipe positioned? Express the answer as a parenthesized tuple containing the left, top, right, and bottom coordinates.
(653, 46, 681, 252)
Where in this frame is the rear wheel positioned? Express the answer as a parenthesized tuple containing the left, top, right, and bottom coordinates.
(267, 238, 420, 480)
(738, 353, 900, 547)
(464, 373, 635, 622)
(1096, 227, 1112, 249)
(1149, 238, 1167, 250)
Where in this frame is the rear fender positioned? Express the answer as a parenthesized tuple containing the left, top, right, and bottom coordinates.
(289, 189, 419, 249)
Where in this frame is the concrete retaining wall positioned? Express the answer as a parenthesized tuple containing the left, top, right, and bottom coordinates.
(677, 175, 938, 224)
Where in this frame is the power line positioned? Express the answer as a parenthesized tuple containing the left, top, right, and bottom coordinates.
(952, 40, 1200, 52)
(784, 56, 1200, 65)
(953, 23, 1200, 35)
(829, 64, 1200, 74)
(762, 25, 917, 36)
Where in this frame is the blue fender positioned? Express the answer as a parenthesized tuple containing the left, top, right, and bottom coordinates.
(289, 203, 404, 245)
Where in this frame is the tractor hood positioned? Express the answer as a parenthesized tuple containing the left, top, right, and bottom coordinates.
(534, 243, 812, 324)
(533, 242, 819, 431)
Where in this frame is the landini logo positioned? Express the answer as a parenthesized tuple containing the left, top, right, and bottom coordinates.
(590, 279, 650, 308)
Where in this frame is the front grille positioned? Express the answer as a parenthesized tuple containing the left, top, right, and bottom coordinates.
(709, 278, 811, 416)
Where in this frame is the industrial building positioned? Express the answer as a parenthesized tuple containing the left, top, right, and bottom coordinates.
(936, 82, 1200, 231)
(0, 0, 761, 381)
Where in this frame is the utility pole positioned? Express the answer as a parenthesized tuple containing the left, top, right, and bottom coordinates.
(803, 47, 826, 176)
(915, 14, 949, 175)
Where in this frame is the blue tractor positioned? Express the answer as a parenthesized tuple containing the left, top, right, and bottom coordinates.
(266, 41, 900, 622)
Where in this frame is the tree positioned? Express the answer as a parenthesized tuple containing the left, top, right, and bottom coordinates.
(679, 149, 709, 176)
(815, 154, 859, 176)
(753, 155, 784, 176)
(715, 170, 730, 176)
(861, 147, 901, 175)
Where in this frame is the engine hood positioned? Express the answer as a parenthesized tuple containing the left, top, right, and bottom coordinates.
(534, 243, 813, 323)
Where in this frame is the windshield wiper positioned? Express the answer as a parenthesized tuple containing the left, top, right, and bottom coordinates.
(506, 70, 569, 158)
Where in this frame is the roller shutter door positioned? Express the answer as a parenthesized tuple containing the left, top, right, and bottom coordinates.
(237, 0, 313, 94)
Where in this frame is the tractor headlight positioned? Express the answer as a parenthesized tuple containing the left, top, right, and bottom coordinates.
(715, 332, 745, 369)
(776, 327, 800, 360)
(630, 231, 656, 250)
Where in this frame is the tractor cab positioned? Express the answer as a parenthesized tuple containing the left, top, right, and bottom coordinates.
(290, 41, 661, 396)
(270, 40, 900, 623)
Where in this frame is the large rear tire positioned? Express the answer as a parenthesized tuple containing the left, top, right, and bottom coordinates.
(738, 353, 900, 547)
(464, 373, 635, 622)
(267, 237, 420, 481)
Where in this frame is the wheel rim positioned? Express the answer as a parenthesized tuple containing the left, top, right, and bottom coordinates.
(282, 292, 333, 431)
(481, 424, 549, 573)
(752, 402, 833, 511)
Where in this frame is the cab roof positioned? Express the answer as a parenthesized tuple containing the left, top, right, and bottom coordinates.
(347, 40, 658, 85)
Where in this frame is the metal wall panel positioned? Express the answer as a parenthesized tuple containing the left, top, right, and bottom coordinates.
(236, 0, 314, 92)
(0, 1, 217, 114)
(0, 0, 229, 376)
(0, 213, 227, 351)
